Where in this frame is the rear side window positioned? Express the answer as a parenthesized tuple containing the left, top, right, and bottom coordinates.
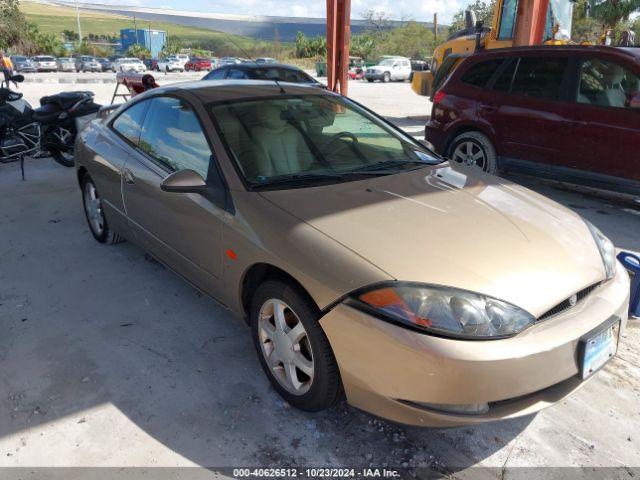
(460, 59, 505, 88)
(492, 58, 518, 92)
(112, 100, 150, 145)
(205, 68, 227, 80)
(510, 56, 568, 100)
(227, 68, 249, 79)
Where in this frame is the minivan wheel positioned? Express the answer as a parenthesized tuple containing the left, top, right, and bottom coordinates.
(81, 175, 124, 245)
(250, 280, 342, 412)
(447, 131, 498, 174)
(383, 72, 391, 83)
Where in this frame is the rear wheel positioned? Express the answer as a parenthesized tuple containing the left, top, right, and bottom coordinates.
(447, 131, 498, 174)
(81, 175, 123, 244)
(251, 280, 342, 411)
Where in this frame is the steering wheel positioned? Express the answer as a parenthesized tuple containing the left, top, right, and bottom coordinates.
(323, 131, 359, 150)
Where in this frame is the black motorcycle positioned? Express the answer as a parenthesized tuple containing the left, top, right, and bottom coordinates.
(0, 69, 101, 176)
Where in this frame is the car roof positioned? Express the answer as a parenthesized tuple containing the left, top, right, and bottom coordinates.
(138, 79, 331, 103)
(217, 62, 305, 71)
(469, 45, 640, 60)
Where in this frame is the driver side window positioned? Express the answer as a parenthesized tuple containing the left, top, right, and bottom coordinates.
(138, 96, 212, 179)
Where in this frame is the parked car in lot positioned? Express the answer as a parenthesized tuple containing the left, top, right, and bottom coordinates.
(157, 56, 184, 72)
(75, 80, 629, 427)
(98, 57, 115, 72)
(203, 62, 324, 88)
(10, 55, 36, 73)
(31, 56, 57, 72)
(425, 46, 640, 196)
(365, 56, 412, 82)
(219, 57, 242, 66)
(175, 53, 190, 66)
(115, 57, 146, 73)
(409, 58, 430, 81)
(184, 57, 212, 72)
(75, 55, 102, 72)
(255, 57, 277, 64)
(56, 57, 77, 72)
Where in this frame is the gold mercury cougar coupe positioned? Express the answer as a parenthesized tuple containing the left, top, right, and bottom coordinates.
(75, 80, 630, 426)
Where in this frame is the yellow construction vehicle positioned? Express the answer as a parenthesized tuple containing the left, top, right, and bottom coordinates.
(412, 0, 575, 96)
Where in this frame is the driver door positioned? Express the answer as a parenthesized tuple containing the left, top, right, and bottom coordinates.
(120, 95, 227, 298)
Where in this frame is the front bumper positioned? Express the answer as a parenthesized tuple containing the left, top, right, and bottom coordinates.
(364, 71, 385, 80)
(320, 264, 630, 427)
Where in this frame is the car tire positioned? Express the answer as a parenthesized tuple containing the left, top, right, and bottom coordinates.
(81, 174, 124, 245)
(383, 72, 390, 83)
(447, 131, 498, 174)
(367, 78, 374, 83)
(250, 279, 342, 412)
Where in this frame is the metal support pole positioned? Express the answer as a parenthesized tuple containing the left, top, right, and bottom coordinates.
(513, 0, 551, 45)
(74, 0, 82, 47)
(326, 0, 351, 95)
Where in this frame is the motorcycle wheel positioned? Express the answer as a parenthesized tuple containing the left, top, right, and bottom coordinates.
(50, 149, 75, 167)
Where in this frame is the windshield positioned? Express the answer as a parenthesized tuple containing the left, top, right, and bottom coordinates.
(13, 56, 27, 61)
(211, 95, 441, 189)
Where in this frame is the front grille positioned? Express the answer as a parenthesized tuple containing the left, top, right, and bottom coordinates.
(537, 283, 600, 321)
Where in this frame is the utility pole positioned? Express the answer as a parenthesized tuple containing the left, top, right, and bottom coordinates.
(74, 0, 82, 47)
(434, 13, 438, 41)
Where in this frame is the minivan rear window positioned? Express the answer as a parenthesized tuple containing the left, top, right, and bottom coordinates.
(460, 59, 505, 88)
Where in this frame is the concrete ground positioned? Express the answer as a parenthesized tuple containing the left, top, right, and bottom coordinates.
(1, 72, 640, 477)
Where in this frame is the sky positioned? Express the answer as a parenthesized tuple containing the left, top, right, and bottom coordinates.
(114, 0, 467, 24)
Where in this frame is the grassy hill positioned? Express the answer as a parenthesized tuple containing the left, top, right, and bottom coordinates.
(20, 1, 275, 55)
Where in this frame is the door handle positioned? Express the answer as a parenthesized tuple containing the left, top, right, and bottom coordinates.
(123, 169, 135, 185)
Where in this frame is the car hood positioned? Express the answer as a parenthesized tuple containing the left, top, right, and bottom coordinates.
(259, 163, 606, 316)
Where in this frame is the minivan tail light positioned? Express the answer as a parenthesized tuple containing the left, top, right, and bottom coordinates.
(433, 90, 447, 104)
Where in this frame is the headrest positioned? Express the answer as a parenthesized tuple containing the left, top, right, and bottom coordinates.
(602, 63, 624, 85)
(258, 104, 287, 130)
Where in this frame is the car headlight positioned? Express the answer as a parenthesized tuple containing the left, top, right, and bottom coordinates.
(349, 283, 535, 339)
(585, 220, 616, 280)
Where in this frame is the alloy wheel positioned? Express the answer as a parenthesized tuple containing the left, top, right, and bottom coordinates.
(452, 141, 487, 170)
(258, 298, 314, 395)
(83, 181, 105, 236)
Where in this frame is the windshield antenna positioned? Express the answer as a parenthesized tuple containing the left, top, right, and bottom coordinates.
(274, 79, 286, 94)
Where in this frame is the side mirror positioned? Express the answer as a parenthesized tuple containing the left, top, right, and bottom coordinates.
(160, 169, 207, 194)
(629, 92, 640, 109)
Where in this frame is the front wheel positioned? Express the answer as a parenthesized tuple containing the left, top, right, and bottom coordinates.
(447, 131, 498, 174)
(382, 72, 390, 83)
(251, 280, 342, 412)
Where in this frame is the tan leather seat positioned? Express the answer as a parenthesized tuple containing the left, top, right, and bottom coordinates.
(250, 104, 313, 178)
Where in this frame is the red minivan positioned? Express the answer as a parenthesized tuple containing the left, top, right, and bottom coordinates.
(425, 46, 640, 196)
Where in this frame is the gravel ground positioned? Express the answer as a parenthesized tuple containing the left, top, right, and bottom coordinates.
(1, 71, 639, 478)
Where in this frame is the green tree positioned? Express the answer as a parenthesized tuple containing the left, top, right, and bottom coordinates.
(590, 0, 640, 29)
(450, 0, 496, 32)
(350, 33, 376, 59)
(377, 21, 437, 59)
(0, 0, 28, 51)
(160, 35, 182, 57)
(126, 43, 151, 58)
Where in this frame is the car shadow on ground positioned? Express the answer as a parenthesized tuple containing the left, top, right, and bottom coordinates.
(0, 161, 533, 474)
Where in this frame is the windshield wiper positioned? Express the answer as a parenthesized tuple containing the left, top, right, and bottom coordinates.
(251, 172, 344, 189)
(344, 159, 432, 175)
